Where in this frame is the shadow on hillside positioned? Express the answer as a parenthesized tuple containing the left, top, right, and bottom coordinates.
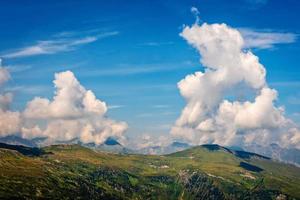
(239, 162, 263, 172)
(0, 143, 51, 157)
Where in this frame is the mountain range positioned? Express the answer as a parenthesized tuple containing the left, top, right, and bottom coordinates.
(1, 135, 299, 167)
(0, 142, 299, 199)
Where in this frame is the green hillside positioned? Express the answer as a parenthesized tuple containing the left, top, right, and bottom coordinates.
(0, 143, 299, 200)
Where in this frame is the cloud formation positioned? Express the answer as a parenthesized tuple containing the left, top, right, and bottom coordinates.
(2, 31, 118, 58)
(0, 61, 127, 145)
(0, 59, 21, 137)
(171, 22, 300, 149)
(24, 71, 107, 119)
(240, 28, 297, 49)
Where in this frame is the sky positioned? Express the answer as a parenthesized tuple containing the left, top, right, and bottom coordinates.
(0, 0, 300, 147)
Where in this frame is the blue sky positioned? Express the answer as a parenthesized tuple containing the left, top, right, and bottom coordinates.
(0, 0, 300, 139)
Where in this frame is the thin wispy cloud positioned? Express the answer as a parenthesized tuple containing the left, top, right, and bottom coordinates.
(84, 65, 162, 76)
(136, 113, 154, 118)
(138, 41, 174, 47)
(292, 112, 300, 117)
(270, 81, 300, 88)
(152, 105, 171, 108)
(108, 105, 125, 110)
(136, 111, 177, 118)
(6, 65, 32, 73)
(79, 61, 197, 77)
(240, 28, 297, 49)
(288, 95, 300, 105)
(243, 0, 268, 9)
(6, 85, 50, 95)
(161, 111, 178, 116)
(244, 0, 268, 5)
(2, 31, 119, 58)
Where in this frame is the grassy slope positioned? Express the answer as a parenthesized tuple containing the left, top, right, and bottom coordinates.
(0, 144, 299, 199)
(168, 146, 300, 197)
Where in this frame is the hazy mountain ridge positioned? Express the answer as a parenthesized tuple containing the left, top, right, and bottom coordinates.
(1, 135, 299, 167)
(244, 143, 300, 167)
(136, 141, 192, 155)
(0, 135, 38, 147)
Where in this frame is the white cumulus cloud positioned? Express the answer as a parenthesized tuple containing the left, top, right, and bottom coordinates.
(24, 71, 107, 119)
(0, 61, 127, 145)
(22, 70, 127, 145)
(171, 22, 300, 150)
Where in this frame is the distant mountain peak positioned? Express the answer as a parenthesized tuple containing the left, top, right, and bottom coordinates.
(104, 137, 121, 146)
(171, 141, 190, 148)
(201, 144, 231, 152)
(0, 135, 37, 147)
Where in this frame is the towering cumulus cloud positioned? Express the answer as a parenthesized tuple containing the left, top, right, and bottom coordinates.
(0, 60, 127, 145)
(171, 22, 300, 149)
(22, 71, 128, 145)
